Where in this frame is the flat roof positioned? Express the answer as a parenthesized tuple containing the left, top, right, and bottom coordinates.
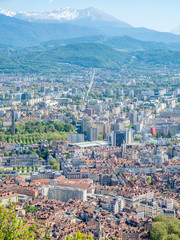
(70, 141, 109, 148)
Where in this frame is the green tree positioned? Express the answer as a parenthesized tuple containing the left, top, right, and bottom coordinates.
(165, 234, 180, 240)
(50, 158, 60, 171)
(167, 130, 172, 138)
(134, 136, 142, 142)
(65, 110, 72, 117)
(50, 158, 57, 166)
(151, 215, 180, 240)
(146, 177, 152, 185)
(4, 151, 9, 157)
(66, 231, 94, 240)
(153, 214, 167, 223)
(150, 222, 167, 240)
(53, 163, 60, 171)
(98, 134, 103, 140)
(24, 205, 38, 214)
(0, 200, 46, 239)
(2, 175, 8, 178)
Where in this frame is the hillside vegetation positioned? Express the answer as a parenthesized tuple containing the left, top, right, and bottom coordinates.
(0, 42, 180, 73)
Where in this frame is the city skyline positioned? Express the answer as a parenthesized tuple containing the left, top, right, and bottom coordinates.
(0, 0, 180, 32)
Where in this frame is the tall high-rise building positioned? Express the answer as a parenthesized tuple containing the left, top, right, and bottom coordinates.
(41, 86, 45, 93)
(129, 111, 138, 124)
(87, 126, 98, 141)
(108, 129, 133, 146)
(16, 86, 21, 92)
(72, 87, 76, 94)
(11, 110, 15, 135)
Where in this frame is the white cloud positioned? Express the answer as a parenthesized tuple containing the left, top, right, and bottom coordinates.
(49, 0, 53, 4)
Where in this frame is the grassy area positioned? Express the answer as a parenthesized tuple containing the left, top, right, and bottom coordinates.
(20, 173, 31, 176)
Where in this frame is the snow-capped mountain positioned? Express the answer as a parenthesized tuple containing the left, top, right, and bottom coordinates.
(0, 7, 180, 47)
(0, 8, 16, 17)
(0, 7, 131, 28)
(15, 7, 81, 22)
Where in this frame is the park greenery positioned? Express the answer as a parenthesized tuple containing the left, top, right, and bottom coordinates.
(150, 215, 180, 240)
(0, 119, 75, 145)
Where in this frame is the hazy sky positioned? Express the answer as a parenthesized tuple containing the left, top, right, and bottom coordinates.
(0, 0, 179, 32)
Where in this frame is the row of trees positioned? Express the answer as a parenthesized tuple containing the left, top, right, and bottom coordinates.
(5, 148, 50, 160)
(0, 132, 69, 145)
(13, 166, 38, 173)
(155, 130, 173, 139)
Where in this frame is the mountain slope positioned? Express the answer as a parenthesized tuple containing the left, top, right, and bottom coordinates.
(1, 7, 180, 45)
(36, 36, 180, 51)
(0, 43, 180, 74)
(0, 14, 100, 47)
(10, 7, 180, 43)
(98, 27, 180, 43)
(14, 43, 129, 69)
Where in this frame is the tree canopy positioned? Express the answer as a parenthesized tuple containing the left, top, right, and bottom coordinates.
(0, 119, 75, 145)
(50, 158, 60, 171)
(150, 215, 180, 240)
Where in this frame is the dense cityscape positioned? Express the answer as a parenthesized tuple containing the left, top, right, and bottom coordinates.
(0, 64, 179, 239)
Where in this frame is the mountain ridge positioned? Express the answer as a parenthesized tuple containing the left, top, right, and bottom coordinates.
(0, 14, 101, 47)
(0, 42, 180, 74)
(35, 35, 180, 51)
(0, 7, 131, 28)
(0, 7, 180, 46)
